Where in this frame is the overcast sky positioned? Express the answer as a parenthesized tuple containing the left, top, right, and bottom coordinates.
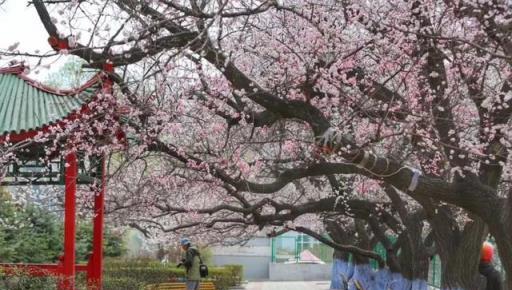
(0, 0, 71, 80)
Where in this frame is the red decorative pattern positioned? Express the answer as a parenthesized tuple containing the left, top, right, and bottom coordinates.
(48, 36, 69, 51)
(0, 65, 26, 75)
(0, 64, 102, 96)
(102, 62, 114, 72)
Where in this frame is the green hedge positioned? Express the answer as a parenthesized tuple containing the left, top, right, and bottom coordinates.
(103, 276, 144, 290)
(223, 264, 243, 285)
(0, 260, 242, 290)
(0, 274, 58, 290)
(103, 259, 242, 290)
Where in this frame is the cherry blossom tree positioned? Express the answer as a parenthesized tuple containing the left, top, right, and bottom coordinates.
(1, 0, 512, 289)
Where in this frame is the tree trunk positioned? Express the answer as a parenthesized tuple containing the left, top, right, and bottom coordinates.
(415, 196, 486, 290)
(331, 253, 354, 290)
(439, 219, 486, 290)
(398, 234, 430, 282)
(349, 261, 373, 290)
(385, 187, 430, 288)
(328, 222, 357, 290)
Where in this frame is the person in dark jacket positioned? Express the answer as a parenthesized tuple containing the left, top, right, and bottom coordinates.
(479, 242, 503, 290)
(177, 238, 201, 290)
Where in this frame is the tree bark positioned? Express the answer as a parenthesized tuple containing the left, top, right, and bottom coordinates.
(439, 219, 486, 290)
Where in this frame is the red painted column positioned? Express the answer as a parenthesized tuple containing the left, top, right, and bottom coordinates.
(87, 157, 106, 289)
(61, 152, 78, 290)
(84, 63, 113, 290)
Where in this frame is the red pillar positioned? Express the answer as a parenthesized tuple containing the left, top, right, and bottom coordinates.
(87, 157, 106, 289)
(60, 152, 78, 290)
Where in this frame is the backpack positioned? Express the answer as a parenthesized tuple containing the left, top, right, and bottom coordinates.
(197, 252, 209, 278)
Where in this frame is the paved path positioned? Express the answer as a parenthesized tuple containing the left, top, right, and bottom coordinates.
(244, 281, 330, 290)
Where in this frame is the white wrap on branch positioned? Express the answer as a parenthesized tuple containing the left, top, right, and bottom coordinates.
(408, 168, 422, 192)
(317, 128, 423, 193)
(357, 151, 370, 168)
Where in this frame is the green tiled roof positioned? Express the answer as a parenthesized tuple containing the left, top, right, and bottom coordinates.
(0, 67, 99, 136)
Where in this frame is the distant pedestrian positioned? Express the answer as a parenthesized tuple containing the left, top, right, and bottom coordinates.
(177, 238, 202, 290)
(479, 242, 502, 290)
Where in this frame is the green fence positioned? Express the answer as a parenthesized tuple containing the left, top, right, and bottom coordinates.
(271, 233, 442, 287)
(270, 233, 441, 287)
(271, 233, 333, 263)
(271, 233, 505, 288)
(429, 255, 442, 288)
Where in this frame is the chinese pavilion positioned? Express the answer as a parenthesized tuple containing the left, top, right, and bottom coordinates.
(0, 63, 117, 290)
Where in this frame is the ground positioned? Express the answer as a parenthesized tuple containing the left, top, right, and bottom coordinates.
(244, 281, 330, 290)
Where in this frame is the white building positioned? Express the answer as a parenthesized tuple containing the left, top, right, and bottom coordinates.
(211, 233, 333, 281)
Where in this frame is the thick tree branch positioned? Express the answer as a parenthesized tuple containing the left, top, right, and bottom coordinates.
(293, 226, 385, 267)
